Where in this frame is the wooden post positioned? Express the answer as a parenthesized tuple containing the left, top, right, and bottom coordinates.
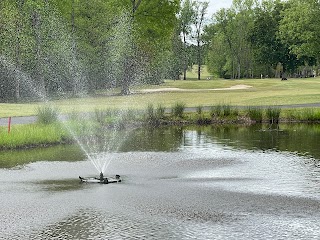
(8, 117, 11, 134)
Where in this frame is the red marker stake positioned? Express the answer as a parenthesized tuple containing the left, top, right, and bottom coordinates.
(8, 117, 11, 134)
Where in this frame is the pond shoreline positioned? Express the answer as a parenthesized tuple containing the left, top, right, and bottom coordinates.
(1, 102, 320, 151)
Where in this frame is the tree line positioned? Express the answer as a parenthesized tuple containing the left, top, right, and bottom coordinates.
(0, 0, 184, 101)
(1, 0, 319, 102)
(205, 0, 320, 79)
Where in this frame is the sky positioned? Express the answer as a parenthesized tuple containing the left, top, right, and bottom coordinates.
(206, 0, 233, 16)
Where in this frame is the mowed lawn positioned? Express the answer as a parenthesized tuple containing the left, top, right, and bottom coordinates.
(1, 77, 320, 118)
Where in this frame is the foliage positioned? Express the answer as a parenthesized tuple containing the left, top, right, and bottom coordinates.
(247, 107, 263, 122)
(210, 103, 235, 118)
(196, 105, 203, 115)
(207, 1, 256, 79)
(204, 0, 320, 78)
(278, 0, 320, 61)
(0, 0, 180, 101)
(0, 123, 69, 149)
(145, 103, 166, 124)
(36, 105, 59, 124)
(266, 106, 281, 123)
(210, 104, 223, 117)
(172, 102, 186, 118)
(249, 0, 301, 75)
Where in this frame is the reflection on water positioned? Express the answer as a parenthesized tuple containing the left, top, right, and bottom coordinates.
(1, 124, 320, 239)
(0, 145, 85, 168)
(34, 179, 84, 192)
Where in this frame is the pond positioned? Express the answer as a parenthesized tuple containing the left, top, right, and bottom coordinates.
(1, 124, 320, 239)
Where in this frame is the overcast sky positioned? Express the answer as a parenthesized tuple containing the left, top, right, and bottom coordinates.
(207, 0, 233, 16)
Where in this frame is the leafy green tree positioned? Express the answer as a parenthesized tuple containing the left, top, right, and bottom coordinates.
(206, 31, 230, 78)
(278, 0, 320, 61)
(249, 0, 301, 77)
(0, 0, 180, 101)
(212, 6, 254, 79)
(192, 1, 209, 80)
(178, 0, 196, 80)
(107, 0, 180, 93)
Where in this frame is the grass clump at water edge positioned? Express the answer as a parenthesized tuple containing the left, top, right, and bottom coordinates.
(0, 123, 70, 150)
(172, 102, 186, 118)
(266, 106, 281, 124)
(246, 107, 263, 123)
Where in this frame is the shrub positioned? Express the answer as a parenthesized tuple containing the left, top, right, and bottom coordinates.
(196, 105, 203, 115)
(301, 108, 320, 121)
(172, 102, 185, 118)
(156, 104, 165, 119)
(266, 106, 281, 123)
(94, 109, 107, 124)
(210, 104, 223, 118)
(146, 104, 155, 120)
(145, 104, 165, 124)
(222, 104, 231, 116)
(247, 107, 263, 122)
(36, 105, 59, 124)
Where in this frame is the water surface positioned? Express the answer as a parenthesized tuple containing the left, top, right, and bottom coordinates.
(1, 124, 319, 239)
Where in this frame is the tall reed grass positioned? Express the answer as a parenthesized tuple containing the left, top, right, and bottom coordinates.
(36, 105, 59, 124)
(266, 107, 281, 123)
(145, 104, 166, 124)
(210, 104, 237, 118)
(247, 107, 263, 122)
(172, 102, 185, 118)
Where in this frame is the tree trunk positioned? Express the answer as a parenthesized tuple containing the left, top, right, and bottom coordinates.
(197, 40, 201, 80)
(183, 32, 187, 80)
(32, 11, 46, 99)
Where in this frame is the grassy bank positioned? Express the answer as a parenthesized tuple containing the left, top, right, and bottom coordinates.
(0, 123, 70, 150)
(1, 104, 320, 150)
(1, 77, 320, 150)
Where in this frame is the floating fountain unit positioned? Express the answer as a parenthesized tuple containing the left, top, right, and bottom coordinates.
(79, 173, 121, 184)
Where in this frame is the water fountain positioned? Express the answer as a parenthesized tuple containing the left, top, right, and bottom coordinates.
(0, 10, 145, 183)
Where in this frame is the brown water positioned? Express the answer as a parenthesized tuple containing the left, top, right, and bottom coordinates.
(0, 124, 320, 239)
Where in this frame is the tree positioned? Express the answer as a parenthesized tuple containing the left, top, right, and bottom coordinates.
(249, 0, 301, 77)
(206, 31, 230, 78)
(278, 0, 320, 62)
(107, 0, 180, 93)
(206, 0, 258, 79)
(0, 0, 180, 101)
(192, 1, 208, 80)
(178, 0, 196, 80)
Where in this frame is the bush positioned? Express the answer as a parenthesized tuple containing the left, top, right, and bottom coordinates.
(196, 105, 203, 115)
(145, 104, 165, 124)
(222, 104, 231, 116)
(301, 108, 320, 121)
(210, 104, 223, 117)
(94, 109, 107, 124)
(247, 107, 263, 122)
(172, 102, 185, 118)
(156, 104, 165, 119)
(266, 106, 281, 123)
(36, 105, 59, 124)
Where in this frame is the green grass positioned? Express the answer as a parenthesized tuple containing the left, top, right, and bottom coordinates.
(0, 77, 320, 118)
(247, 107, 263, 122)
(171, 102, 186, 118)
(185, 65, 213, 80)
(36, 105, 59, 124)
(0, 123, 70, 149)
